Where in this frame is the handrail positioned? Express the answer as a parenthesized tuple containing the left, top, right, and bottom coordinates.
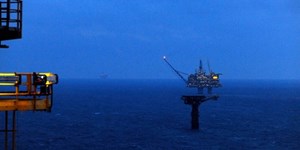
(0, 1, 22, 29)
(0, 72, 59, 112)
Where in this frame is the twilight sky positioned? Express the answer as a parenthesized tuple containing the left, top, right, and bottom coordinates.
(1, 0, 300, 79)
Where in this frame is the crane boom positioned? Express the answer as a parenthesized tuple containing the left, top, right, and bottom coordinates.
(163, 56, 187, 83)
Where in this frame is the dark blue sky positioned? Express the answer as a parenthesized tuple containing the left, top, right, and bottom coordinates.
(1, 0, 300, 79)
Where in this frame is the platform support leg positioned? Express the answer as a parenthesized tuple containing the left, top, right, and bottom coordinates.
(5, 111, 8, 150)
(12, 111, 16, 150)
(2, 111, 17, 150)
(191, 103, 200, 129)
(182, 95, 218, 130)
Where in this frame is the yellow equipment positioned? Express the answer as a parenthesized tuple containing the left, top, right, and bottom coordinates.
(0, 72, 58, 111)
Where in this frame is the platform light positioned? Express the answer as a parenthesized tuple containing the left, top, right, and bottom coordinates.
(37, 73, 59, 85)
(33, 73, 47, 85)
(212, 75, 219, 80)
(0, 72, 21, 86)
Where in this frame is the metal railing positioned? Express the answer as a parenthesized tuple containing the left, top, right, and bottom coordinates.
(0, 0, 22, 30)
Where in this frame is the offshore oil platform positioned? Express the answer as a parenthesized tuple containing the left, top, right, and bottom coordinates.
(163, 56, 222, 129)
(1, 0, 59, 149)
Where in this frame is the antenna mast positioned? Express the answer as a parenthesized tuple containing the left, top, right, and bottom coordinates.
(207, 60, 212, 73)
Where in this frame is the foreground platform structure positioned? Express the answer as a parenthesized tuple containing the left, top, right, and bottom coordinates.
(0, 72, 58, 149)
(0, 0, 22, 48)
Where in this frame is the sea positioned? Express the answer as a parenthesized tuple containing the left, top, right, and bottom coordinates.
(1, 79, 300, 150)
